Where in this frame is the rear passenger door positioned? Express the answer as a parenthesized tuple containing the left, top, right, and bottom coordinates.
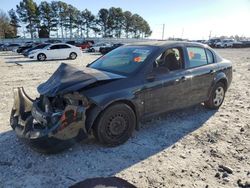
(59, 44, 71, 59)
(185, 46, 217, 104)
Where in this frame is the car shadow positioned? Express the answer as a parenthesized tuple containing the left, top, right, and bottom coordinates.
(0, 104, 216, 187)
(87, 52, 102, 56)
(5, 56, 26, 59)
(5, 58, 75, 64)
(0, 53, 17, 56)
(5, 59, 42, 64)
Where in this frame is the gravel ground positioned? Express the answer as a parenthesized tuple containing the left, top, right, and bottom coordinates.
(0, 48, 249, 188)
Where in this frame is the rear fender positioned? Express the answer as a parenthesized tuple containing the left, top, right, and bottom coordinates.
(207, 72, 228, 98)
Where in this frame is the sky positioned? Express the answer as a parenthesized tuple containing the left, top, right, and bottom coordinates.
(1, 0, 250, 40)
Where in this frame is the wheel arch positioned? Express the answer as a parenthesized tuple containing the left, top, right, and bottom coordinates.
(217, 78, 228, 90)
(207, 72, 228, 99)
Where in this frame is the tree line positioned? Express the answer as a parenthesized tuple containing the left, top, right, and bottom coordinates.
(1, 0, 152, 39)
(0, 10, 18, 38)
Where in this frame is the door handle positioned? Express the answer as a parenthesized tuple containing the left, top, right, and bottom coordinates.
(175, 76, 187, 83)
(209, 69, 216, 74)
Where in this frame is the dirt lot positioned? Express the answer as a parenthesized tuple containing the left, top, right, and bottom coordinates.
(0, 48, 249, 188)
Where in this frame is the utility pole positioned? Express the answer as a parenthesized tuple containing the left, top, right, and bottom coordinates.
(209, 31, 212, 39)
(181, 28, 184, 39)
(162, 24, 165, 40)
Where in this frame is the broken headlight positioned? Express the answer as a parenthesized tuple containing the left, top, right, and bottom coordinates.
(63, 92, 89, 107)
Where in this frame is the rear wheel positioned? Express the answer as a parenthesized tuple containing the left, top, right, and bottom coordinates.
(93, 103, 136, 146)
(69, 52, 77, 60)
(204, 82, 226, 109)
(89, 48, 95, 52)
(37, 53, 46, 61)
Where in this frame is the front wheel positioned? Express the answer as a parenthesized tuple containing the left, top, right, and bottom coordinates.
(37, 53, 46, 61)
(204, 82, 226, 109)
(93, 103, 136, 146)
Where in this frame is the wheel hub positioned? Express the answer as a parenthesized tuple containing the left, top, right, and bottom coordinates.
(39, 55, 45, 60)
(108, 116, 127, 136)
(71, 53, 76, 59)
(213, 86, 224, 106)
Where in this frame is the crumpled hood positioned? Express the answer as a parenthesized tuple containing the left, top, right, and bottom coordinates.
(37, 63, 125, 97)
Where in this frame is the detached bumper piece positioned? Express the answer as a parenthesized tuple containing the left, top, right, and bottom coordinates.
(10, 87, 87, 153)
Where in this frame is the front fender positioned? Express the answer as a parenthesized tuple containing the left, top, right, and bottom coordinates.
(85, 91, 141, 132)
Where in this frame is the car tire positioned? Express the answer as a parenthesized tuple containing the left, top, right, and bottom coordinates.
(69, 52, 77, 60)
(204, 82, 226, 109)
(37, 53, 46, 61)
(26, 136, 76, 154)
(89, 48, 95, 52)
(93, 103, 136, 146)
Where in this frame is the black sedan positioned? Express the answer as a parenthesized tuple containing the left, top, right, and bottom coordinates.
(10, 41, 232, 153)
(16, 44, 34, 54)
(99, 43, 124, 54)
(22, 43, 50, 57)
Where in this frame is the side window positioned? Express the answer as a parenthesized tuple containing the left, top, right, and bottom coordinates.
(206, 49, 214, 64)
(60, 44, 70, 49)
(187, 47, 207, 68)
(50, 45, 60, 50)
(154, 47, 183, 72)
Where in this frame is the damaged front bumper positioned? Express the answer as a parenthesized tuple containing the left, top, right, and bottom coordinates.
(10, 87, 88, 152)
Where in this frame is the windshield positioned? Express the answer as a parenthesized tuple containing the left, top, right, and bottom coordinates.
(89, 46, 154, 75)
(33, 44, 49, 49)
(41, 44, 50, 49)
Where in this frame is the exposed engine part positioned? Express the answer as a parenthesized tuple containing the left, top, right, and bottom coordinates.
(11, 87, 88, 142)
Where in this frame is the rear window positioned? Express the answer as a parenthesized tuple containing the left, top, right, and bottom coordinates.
(50, 45, 60, 49)
(60, 44, 70, 49)
(206, 49, 214, 64)
(187, 47, 207, 68)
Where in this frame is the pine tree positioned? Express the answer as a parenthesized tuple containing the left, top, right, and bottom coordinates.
(8, 9, 20, 37)
(16, 0, 39, 39)
(39, 1, 58, 37)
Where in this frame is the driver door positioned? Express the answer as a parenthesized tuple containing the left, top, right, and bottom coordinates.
(47, 44, 61, 59)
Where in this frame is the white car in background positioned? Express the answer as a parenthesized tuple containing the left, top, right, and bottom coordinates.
(28, 43, 82, 61)
(215, 39, 234, 48)
(88, 43, 112, 52)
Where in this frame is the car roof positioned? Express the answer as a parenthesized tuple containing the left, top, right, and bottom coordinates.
(126, 40, 207, 48)
(50, 43, 71, 45)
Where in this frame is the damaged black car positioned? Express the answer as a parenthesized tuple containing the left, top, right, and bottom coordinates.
(10, 41, 232, 153)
